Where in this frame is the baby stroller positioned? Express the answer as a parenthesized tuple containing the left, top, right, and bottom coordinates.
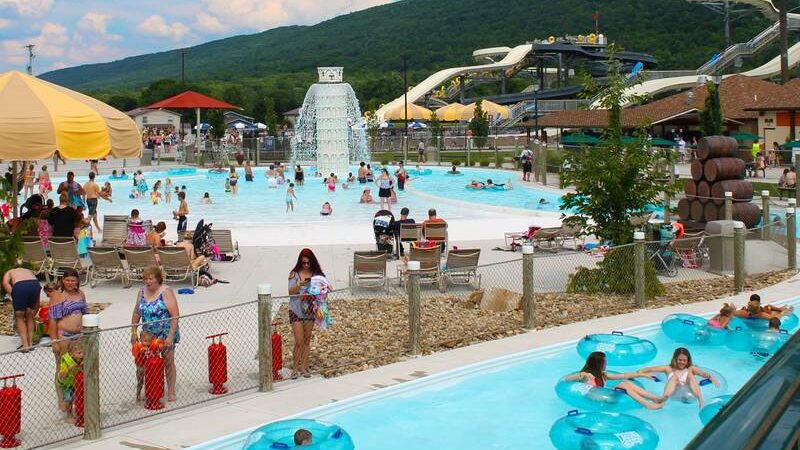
(192, 219, 217, 258)
(647, 224, 678, 277)
(373, 210, 395, 254)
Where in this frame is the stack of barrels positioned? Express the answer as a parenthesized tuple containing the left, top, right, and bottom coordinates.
(677, 136, 761, 228)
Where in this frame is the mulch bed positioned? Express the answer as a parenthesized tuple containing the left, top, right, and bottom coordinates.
(0, 301, 110, 337)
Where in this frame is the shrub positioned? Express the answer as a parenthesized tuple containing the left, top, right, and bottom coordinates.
(380, 158, 390, 166)
(452, 159, 461, 167)
(566, 245, 665, 298)
(479, 158, 490, 167)
(196, 153, 206, 167)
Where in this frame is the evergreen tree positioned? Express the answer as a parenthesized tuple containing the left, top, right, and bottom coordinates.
(365, 110, 381, 152)
(264, 98, 279, 135)
(428, 110, 443, 150)
(468, 99, 489, 149)
(699, 81, 723, 136)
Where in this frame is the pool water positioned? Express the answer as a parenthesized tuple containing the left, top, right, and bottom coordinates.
(47, 166, 563, 229)
(195, 299, 798, 450)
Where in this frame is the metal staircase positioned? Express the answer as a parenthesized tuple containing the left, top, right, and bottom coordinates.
(697, 21, 781, 74)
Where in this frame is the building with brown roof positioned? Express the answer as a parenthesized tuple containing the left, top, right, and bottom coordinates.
(745, 77, 800, 145)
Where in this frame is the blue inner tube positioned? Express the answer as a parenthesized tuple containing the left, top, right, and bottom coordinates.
(698, 395, 733, 425)
(109, 175, 129, 180)
(549, 410, 659, 450)
(409, 169, 432, 176)
(243, 419, 354, 450)
(730, 313, 798, 331)
(444, 172, 464, 176)
(577, 331, 657, 366)
(725, 327, 790, 357)
(639, 367, 728, 404)
(661, 313, 726, 345)
(554, 373, 644, 412)
(167, 168, 197, 176)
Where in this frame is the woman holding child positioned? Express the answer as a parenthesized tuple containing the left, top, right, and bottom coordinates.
(131, 266, 180, 402)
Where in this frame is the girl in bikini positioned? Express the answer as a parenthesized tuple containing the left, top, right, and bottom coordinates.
(39, 165, 52, 200)
(565, 351, 665, 410)
(638, 347, 720, 409)
(708, 303, 735, 329)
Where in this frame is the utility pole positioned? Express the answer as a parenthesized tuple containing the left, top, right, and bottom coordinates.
(402, 55, 409, 159)
(779, 0, 789, 83)
(24, 44, 35, 75)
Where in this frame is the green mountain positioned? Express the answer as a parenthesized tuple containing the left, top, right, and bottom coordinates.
(42, 0, 774, 91)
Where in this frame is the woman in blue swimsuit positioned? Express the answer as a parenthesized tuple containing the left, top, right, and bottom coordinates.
(131, 266, 180, 402)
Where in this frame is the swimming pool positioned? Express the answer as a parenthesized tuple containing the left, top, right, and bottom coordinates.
(191, 298, 798, 450)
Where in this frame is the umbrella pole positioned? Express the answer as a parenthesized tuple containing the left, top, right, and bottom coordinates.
(11, 161, 18, 219)
(196, 107, 201, 162)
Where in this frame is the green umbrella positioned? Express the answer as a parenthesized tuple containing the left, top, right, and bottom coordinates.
(731, 132, 762, 141)
(649, 137, 678, 147)
(562, 133, 600, 145)
(780, 140, 800, 149)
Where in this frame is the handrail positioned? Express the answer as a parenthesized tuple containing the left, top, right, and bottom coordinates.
(697, 21, 780, 74)
(684, 329, 800, 450)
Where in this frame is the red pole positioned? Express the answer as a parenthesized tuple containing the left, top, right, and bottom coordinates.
(0, 374, 24, 448)
(73, 371, 84, 428)
(206, 333, 229, 395)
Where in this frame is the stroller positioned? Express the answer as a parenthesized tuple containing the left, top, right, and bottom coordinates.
(373, 210, 395, 254)
(647, 224, 678, 277)
(192, 219, 217, 258)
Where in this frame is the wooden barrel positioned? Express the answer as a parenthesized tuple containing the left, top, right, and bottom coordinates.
(704, 202, 721, 221)
(704, 157, 746, 182)
(691, 159, 705, 181)
(684, 179, 697, 197)
(732, 202, 762, 228)
(697, 136, 737, 160)
(710, 180, 754, 205)
(696, 181, 710, 203)
(677, 198, 692, 221)
(690, 199, 705, 221)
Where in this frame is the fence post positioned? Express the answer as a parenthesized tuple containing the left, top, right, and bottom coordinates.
(761, 190, 770, 240)
(788, 207, 797, 271)
(81, 314, 101, 440)
(634, 232, 646, 309)
(540, 145, 548, 186)
(724, 191, 733, 221)
(466, 138, 472, 167)
(733, 221, 746, 293)
(257, 284, 273, 392)
(407, 261, 422, 356)
(533, 143, 540, 182)
(795, 155, 800, 207)
(522, 245, 535, 330)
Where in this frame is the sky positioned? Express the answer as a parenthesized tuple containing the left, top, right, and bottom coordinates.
(0, 0, 392, 74)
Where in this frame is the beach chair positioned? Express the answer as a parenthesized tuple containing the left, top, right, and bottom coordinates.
(101, 215, 129, 247)
(349, 251, 389, 292)
(88, 247, 131, 288)
(503, 225, 539, 251)
(423, 222, 448, 250)
(210, 229, 240, 261)
(557, 224, 584, 250)
(22, 239, 51, 280)
(48, 239, 89, 284)
(397, 246, 442, 290)
(440, 248, 481, 291)
(123, 247, 158, 282)
(531, 227, 564, 251)
(398, 223, 422, 256)
(158, 247, 203, 286)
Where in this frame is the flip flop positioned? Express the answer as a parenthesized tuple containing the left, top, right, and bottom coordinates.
(290, 371, 299, 380)
(303, 372, 311, 378)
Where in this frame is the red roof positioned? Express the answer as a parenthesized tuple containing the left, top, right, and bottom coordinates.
(145, 90, 241, 110)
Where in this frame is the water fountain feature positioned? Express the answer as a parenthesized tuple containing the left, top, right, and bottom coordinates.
(291, 67, 369, 176)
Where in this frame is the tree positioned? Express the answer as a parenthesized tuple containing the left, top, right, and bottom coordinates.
(364, 109, 381, 153)
(699, 81, 723, 136)
(559, 46, 679, 246)
(468, 99, 489, 149)
(139, 79, 185, 106)
(263, 97, 279, 135)
(106, 95, 139, 112)
(428, 110, 443, 151)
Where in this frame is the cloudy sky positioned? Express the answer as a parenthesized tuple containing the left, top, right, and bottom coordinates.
(0, 0, 391, 74)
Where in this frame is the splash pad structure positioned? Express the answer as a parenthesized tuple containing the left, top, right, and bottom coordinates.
(291, 67, 369, 177)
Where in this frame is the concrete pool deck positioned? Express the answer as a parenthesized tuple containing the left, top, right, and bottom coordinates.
(53, 270, 800, 450)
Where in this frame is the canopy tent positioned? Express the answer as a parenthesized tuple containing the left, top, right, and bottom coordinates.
(562, 133, 600, 145)
(731, 132, 762, 141)
(780, 140, 800, 149)
(408, 121, 428, 129)
(145, 90, 241, 150)
(458, 100, 511, 121)
(0, 70, 141, 160)
(434, 102, 465, 121)
(382, 103, 433, 121)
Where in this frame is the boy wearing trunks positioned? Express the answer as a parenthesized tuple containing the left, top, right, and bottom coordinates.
(2, 267, 40, 351)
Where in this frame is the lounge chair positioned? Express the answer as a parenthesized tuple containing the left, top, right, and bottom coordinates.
(503, 225, 539, 250)
(398, 223, 422, 256)
(48, 239, 89, 284)
(123, 247, 158, 282)
(22, 239, 50, 280)
(349, 251, 389, 292)
(440, 248, 481, 291)
(557, 224, 585, 250)
(531, 227, 563, 250)
(423, 222, 448, 250)
(210, 229, 240, 261)
(397, 246, 442, 291)
(101, 215, 129, 247)
(158, 247, 204, 286)
(88, 247, 131, 288)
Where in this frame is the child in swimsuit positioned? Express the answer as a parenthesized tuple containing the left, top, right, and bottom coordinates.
(134, 331, 154, 401)
(58, 340, 83, 424)
(564, 351, 664, 409)
(638, 347, 720, 409)
(286, 183, 297, 213)
(126, 209, 147, 247)
(39, 165, 52, 200)
(708, 303, 735, 329)
(320, 202, 332, 216)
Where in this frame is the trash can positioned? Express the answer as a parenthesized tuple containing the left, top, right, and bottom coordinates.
(141, 149, 153, 166)
(705, 220, 736, 274)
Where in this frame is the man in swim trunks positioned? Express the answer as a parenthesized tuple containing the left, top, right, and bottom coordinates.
(83, 171, 102, 232)
(357, 162, 367, 183)
(2, 267, 41, 351)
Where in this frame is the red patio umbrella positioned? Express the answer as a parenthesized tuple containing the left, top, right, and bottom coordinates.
(145, 90, 241, 150)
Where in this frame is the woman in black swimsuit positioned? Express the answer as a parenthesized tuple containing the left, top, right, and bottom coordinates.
(294, 165, 304, 186)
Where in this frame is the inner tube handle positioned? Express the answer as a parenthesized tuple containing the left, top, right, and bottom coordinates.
(270, 444, 290, 449)
(613, 386, 628, 393)
(575, 427, 593, 436)
(682, 319, 695, 325)
(332, 429, 343, 439)
(699, 378, 712, 386)
(780, 329, 789, 334)
(611, 331, 624, 336)
(567, 409, 580, 416)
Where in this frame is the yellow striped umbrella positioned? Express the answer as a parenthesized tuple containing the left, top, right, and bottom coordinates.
(382, 103, 433, 121)
(434, 103, 465, 121)
(0, 71, 142, 160)
(458, 100, 511, 121)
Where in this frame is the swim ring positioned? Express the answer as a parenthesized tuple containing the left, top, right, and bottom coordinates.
(577, 331, 657, 366)
(730, 313, 798, 331)
(167, 168, 197, 176)
(698, 395, 733, 425)
(108, 174, 129, 180)
(409, 168, 432, 176)
(444, 172, 464, 176)
(549, 410, 659, 450)
(725, 327, 789, 357)
(243, 419, 354, 450)
(206, 170, 228, 179)
(661, 313, 726, 345)
(642, 367, 728, 403)
(554, 373, 644, 411)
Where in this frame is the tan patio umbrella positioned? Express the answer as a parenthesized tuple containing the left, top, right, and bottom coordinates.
(458, 100, 511, 121)
(382, 103, 433, 121)
(0, 70, 142, 160)
(434, 103, 465, 121)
